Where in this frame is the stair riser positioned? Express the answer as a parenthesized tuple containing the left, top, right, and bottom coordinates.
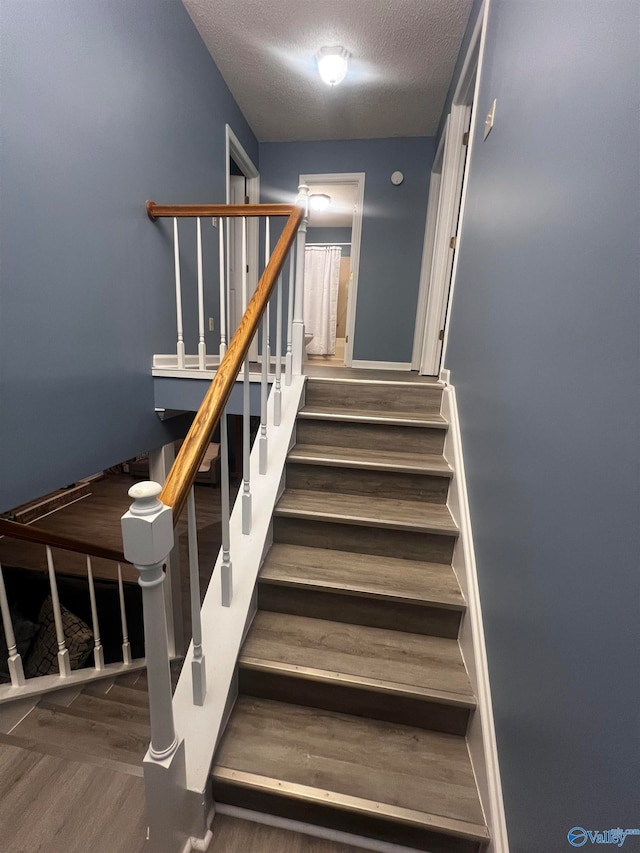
(286, 462, 449, 503)
(295, 419, 446, 454)
(239, 667, 471, 735)
(273, 517, 456, 564)
(258, 582, 462, 639)
(305, 380, 443, 415)
(211, 780, 484, 853)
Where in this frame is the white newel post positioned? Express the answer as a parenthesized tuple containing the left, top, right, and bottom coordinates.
(292, 184, 309, 375)
(121, 482, 179, 761)
(121, 482, 187, 853)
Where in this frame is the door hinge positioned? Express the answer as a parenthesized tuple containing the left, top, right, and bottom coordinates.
(246, 264, 249, 273)
(346, 335, 349, 343)
(450, 236, 457, 250)
(462, 131, 469, 146)
(244, 195, 250, 205)
(438, 329, 445, 341)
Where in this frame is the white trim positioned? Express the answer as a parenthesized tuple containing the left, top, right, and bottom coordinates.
(225, 125, 260, 360)
(171, 377, 305, 795)
(349, 360, 412, 371)
(441, 0, 491, 372)
(216, 804, 432, 853)
(411, 134, 445, 370)
(0, 658, 146, 706)
(441, 381, 509, 853)
(152, 366, 273, 381)
(299, 172, 365, 368)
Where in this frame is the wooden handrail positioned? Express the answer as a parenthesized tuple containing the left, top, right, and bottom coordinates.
(158, 203, 304, 521)
(146, 201, 297, 220)
(0, 518, 126, 563)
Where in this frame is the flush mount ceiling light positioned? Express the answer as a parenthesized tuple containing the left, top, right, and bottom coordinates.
(316, 46, 350, 86)
(309, 193, 331, 212)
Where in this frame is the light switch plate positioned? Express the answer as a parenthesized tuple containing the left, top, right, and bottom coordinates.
(484, 99, 496, 140)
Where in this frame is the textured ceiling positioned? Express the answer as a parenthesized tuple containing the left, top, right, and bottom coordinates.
(182, 0, 473, 142)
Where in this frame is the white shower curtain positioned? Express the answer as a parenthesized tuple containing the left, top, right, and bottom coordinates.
(303, 246, 342, 355)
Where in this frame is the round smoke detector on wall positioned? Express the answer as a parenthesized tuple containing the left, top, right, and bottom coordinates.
(391, 171, 404, 186)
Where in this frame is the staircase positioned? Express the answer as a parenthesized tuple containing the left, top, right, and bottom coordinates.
(212, 376, 490, 853)
(0, 671, 153, 851)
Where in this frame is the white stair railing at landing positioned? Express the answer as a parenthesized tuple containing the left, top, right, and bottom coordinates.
(0, 519, 143, 701)
(151, 186, 309, 386)
(121, 194, 308, 853)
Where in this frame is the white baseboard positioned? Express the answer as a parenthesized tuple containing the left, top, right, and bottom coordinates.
(441, 383, 509, 853)
(350, 360, 412, 371)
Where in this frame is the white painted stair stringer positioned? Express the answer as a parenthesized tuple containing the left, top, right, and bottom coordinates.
(168, 377, 306, 831)
(441, 382, 509, 853)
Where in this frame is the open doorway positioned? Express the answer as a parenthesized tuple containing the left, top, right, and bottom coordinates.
(300, 173, 365, 368)
(225, 125, 259, 359)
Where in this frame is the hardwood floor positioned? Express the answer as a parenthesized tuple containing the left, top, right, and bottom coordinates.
(0, 742, 148, 852)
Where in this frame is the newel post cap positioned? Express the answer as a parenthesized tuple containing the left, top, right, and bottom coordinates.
(121, 481, 174, 566)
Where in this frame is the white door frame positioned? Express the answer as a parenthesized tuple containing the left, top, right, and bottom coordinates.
(411, 133, 445, 369)
(299, 172, 365, 368)
(225, 124, 260, 358)
(413, 9, 484, 376)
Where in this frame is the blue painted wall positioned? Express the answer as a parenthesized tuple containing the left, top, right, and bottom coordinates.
(0, 0, 257, 511)
(445, 2, 640, 850)
(260, 138, 435, 362)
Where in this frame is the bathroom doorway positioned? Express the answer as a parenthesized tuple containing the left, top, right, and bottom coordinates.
(300, 173, 365, 367)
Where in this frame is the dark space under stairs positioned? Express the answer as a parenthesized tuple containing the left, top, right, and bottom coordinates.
(212, 377, 489, 853)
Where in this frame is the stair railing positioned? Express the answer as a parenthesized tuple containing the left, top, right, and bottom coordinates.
(121, 193, 307, 852)
(0, 518, 142, 697)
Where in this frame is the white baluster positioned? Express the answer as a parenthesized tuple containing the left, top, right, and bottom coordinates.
(260, 309, 268, 474)
(121, 482, 178, 761)
(242, 216, 252, 534)
(259, 216, 269, 474)
(45, 546, 71, 677)
(292, 184, 309, 375)
(117, 563, 132, 665)
(0, 559, 25, 686)
(86, 555, 104, 670)
(220, 407, 233, 607)
(173, 217, 185, 369)
(285, 253, 295, 386)
(196, 217, 206, 370)
(219, 217, 227, 358)
(265, 217, 271, 368)
(187, 487, 206, 706)
(274, 272, 283, 426)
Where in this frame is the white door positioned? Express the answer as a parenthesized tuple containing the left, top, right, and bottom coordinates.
(228, 174, 245, 338)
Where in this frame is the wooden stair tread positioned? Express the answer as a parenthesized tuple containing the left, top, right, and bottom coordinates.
(0, 742, 147, 852)
(240, 611, 474, 704)
(9, 706, 148, 768)
(288, 444, 453, 476)
(299, 406, 448, 428)
(275, 490, 458, 535)
(213, 697, 487, 839)
(261, 544, 464, 610)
